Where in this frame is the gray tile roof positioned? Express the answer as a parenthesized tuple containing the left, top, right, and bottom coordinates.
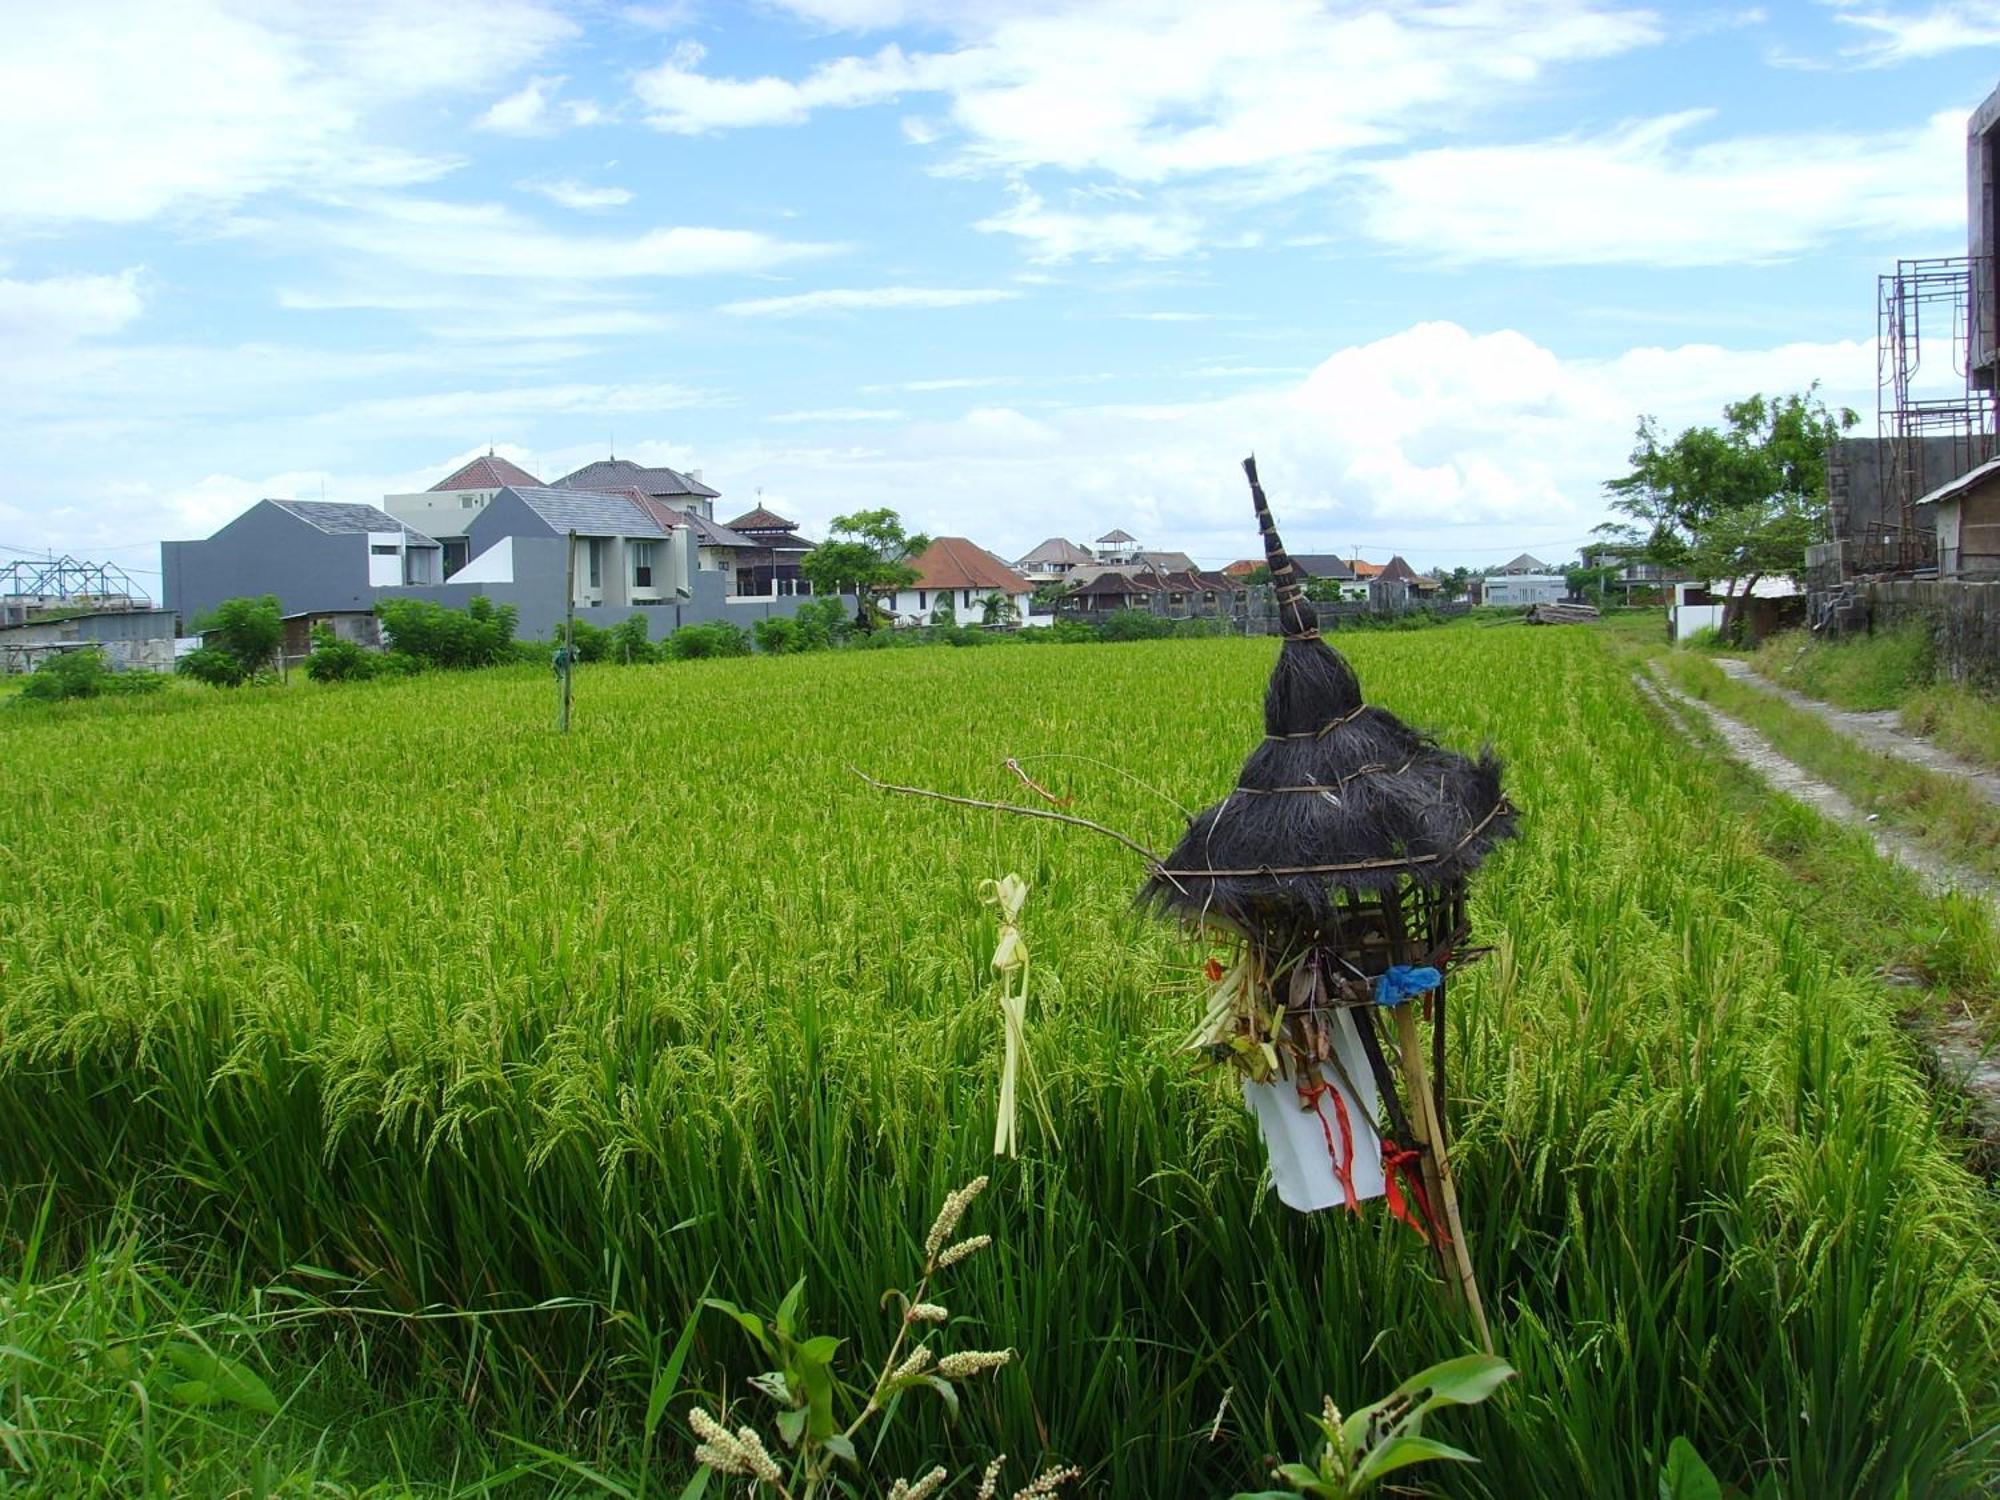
(500, 486, 668, 538)
(675, 510, 755, 548)
(1290, 553, 1356, 580)
(270, 500, 438, 546)
(556, 457, 720, 500)
(1018, 537, 1093, 567)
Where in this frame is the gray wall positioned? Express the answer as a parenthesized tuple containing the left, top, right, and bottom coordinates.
(1825, 438, 1958, 539)
(162, 503, 373, 627)
(377, 536, 839, 641)
(1866, 578, 2000, 691)
(0, 609, 179, 674)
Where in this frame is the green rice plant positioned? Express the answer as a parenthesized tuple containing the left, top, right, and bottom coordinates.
(0, 631, 1995, 1496)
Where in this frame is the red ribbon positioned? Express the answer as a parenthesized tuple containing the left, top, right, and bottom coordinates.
(1298, 1076, 1359, 1213)
(1381, 1146, 1445, 1246)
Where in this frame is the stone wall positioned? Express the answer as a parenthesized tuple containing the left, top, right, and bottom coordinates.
(1865, 578, 2000, 691)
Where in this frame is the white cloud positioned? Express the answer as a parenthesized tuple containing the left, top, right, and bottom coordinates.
(768, 407, 907, 422)
(523, 178, 635, 210)
(719, 285, 1021, 315)
(0, 270, 146, 345)
(477, 75, 608, 135)
(0, 0, 572, 227)
(1828, 1, 2000, 64)
(974, 184, 1207, 261)
(312, 197, 842, 280)
(1361, 108, 1966, 265)
(317, 381, 717, 429)
(861, 375, 1025, 391)
(634, 39, 946, 132)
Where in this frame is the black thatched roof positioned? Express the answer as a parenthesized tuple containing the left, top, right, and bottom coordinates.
(1140, 458, 1514, 929)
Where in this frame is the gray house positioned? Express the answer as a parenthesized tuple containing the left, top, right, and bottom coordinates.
(555, 457, 721, 520)
(161, 500, 441, 628)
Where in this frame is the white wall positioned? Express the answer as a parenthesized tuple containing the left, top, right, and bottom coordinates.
(887, 585, 1034, 625)
(368, 531, 405, 586)
(1483, 574, 1567, 605)
(454, 536, 515, 585)
(382, 488, 501, 537)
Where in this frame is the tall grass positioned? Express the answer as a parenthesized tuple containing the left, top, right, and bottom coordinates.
(1, 631, 1995, 1495)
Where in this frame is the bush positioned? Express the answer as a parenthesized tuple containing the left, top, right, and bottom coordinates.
(565, 618, 612, 664)
(184, 595, 282, 685)
(1098, 609, 1174, 642)
(666, 622, 750, 660)
(793, 596, 849, 650)
(375, 596, 519, 670)
(1680, 625, 1727, 652)
(18, 648, 165, 702)
(753, 616, 800, 655)
(608, 615, 656, 664)
(303, 625, 379, 683)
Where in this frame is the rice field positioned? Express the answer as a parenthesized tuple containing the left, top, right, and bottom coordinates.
(3, 627, 1997, 1496)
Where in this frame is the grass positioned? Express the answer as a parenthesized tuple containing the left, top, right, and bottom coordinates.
(2, 630, 1997, 1496)
(1750, 628, 2000, 773)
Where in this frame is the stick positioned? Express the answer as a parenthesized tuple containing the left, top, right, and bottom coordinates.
(561, 529, 576, 734)
(1393, 1003, 1492, 1353)
(849, 768, 1164, 866)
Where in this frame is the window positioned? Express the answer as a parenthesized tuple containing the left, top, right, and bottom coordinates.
(632, 540, 655, 589)
(587, 538, 602, 588)
(370, 543, 398, 556)
(462, 495, 476, 508)
(963, 590, 972, 608)
(917, 590, 927, 609)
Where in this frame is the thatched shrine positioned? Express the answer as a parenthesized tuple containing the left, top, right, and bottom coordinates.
(1145, 458, 1515, 1349)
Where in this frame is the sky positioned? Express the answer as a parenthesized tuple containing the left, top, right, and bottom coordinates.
(1, 0, 1997, 584)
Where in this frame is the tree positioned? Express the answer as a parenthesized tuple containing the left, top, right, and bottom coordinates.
(182, 594, 282, 685)
(375, 595, 518, 669)
(798, 509, 931, 630)
(980, 591, 1015, 626)
(1601, 387, 1855, 638)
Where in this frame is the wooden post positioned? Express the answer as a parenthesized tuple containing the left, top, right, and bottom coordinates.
(1393, 1003, 1492, 1354)
(561, 529, 577, 734)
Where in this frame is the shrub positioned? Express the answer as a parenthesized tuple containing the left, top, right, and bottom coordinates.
(565, 618, 612, 664)
(184, 595, 282, 685)
(608, 615, 656, 664)
(1098, 609, 1174, 642)
(666, 621, 750, 660)
(753, 616, 800, 655)
(375, 596, 519, 670)
(1680, 625, 1726, 652)
(303, 624, 379, 683)
(17, 648, 165, 702)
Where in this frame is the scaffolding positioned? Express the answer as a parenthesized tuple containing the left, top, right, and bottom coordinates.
(1877, 256, 1998, 543)
(0, 555, 152, 628)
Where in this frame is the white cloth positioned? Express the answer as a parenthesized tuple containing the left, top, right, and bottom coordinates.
(1241, 1008, 1386, 1213)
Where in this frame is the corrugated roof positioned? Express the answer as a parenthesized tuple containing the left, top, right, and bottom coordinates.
(1018, 537, 1093, 567)
(498, 486, 667, 538)
(1916, 454, 2000, 508)
(556, 457, 720, 500)
(269, 500, 439, 545)
(909, 537, 1029, 593)
(429, 454, 542, 492)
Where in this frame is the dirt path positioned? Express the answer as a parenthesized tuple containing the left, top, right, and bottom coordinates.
(1712, 657, 2000, 808)
(1636, 670, 2000, 1156)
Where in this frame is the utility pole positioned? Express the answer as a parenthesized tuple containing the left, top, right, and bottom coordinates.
(561, 529, 577, 733)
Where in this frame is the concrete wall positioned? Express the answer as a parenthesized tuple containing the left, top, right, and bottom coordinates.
(161, 503, 375, 628)
(1865, 579, 2000, 691)
(0, 609, 179, 674)
(1825, 437, 1957, 540)
(1483, 575, 1567, 605)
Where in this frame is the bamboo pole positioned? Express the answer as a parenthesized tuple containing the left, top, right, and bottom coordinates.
(1392, 1003, 1492, 1354)
(561, 530, 576, 734)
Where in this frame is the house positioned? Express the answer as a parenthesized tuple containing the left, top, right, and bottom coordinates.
(1916, 456, 2000, 579)
(1058, 567, 1245, 624)
(725, 506, 817, 597)
(1378, 556, 1440, 595)
(0, 607, 179, 675)
(1094, 528, 1141, 564)
(555, 457, 721, 520)
(1346, 556, 1385, 580)
(382, 451, 544, 577)
(161, 500, 442, 627)
(1016, 538, 1094, 583)
(279, 609, 381, 666)
(1221, 558, 1263, 579)
(458, 486, 686, 609)
(888, 537, 1037, 625)
(1289, 554, 1368, 603)
(1497, 552, 1549, 575)
(1482, 574, 1568, 606)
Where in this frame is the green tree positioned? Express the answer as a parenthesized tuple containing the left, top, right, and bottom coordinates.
(374, 596, 518, 669)
(979, 590, 1014, 626)
(1601, 387, 1855, 637)
(303, 624, 378, 683)
(799, 509, 931, 630)
(182, 594, 282, 685)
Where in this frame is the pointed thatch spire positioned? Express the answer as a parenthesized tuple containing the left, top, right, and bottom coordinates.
(1140, 460, 1514, 932)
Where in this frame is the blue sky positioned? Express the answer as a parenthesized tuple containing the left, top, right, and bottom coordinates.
(2, 0, 1996, 583)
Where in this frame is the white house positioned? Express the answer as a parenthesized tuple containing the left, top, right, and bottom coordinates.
(887, 537, 1039, 626)
(1482, 574, 1568, 606)
(383, 452, 545, 578)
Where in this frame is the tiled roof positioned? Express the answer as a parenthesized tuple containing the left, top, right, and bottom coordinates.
(1500, 553, 1549, 574)
(1290, 553, 1356, 580)
(556, 457, 720, 500)
(1096, 528, 1138, 544)
(429, 454, 542, 492)
(269, 500, 438, 545)
(498, 486, 667, 538)
(1018, 537, 1093, 567)
(909, 537, 1029, 593)
(725, 505, 797, 533)
(1347, 557, 1385, 578)
(1221, 558, 1263, 577)
(1378, 555, 1425, 584)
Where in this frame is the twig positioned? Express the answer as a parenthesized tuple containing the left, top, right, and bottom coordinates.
(849, 768, 1164, 866)
(1003, 757, 1073, 806)
(1007, 752, 1193, 818)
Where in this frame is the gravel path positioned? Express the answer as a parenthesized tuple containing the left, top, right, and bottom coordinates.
(1711, 656, 2000, 808)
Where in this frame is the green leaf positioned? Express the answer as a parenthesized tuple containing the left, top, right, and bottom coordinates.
(922, 1375, 960, 1421)
(645, 1298, 709, 1444)
(1660, 1438, 1723, 1500)
(822, 1434, 858, 1466)
(1353, 1434, 1477, 1486)
(798, 1352, 838, 1441)
(1394, 1354, 1515, 1411)
(798, 1334, 842, 1364)
(701, 1298, 771, 1357)
(776, 1408, 807, 1447)
(675, 1466, 711, 1500)
(160, 1343, 279, 1416)
(774, 1277, 806, 1342)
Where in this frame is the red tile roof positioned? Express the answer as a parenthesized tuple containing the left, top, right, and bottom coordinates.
(725, 505, 797, 533)
(1347, 557, 1385, 578)
(908, 537, 1029, 593)
(1221, 558, 1263, 577)
(429, 453, 543, 492)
